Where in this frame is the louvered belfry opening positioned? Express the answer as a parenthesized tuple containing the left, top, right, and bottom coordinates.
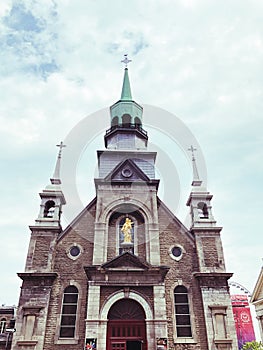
(107, 299, 147, 350)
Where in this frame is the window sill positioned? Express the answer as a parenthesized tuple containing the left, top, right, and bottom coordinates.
(174, 338, 197, 344)
(56, 338, 79, 345)
(17, 340, 38, 346)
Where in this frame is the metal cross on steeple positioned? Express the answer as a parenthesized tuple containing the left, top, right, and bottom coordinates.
(188, 145, 201, 185)
(121, 54, 132, 68)
(56, 141, 66, 158)
(188, 145, 197, 161)
(51, 141, 66, 184)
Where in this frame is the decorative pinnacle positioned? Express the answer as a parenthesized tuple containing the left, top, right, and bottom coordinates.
(51, 141, 66, 185)
(121, 54, 132, 68)
(188, 145, 202, 186)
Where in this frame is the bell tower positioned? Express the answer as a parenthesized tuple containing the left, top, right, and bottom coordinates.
(25, 142, 66, 272)
(12, 144, 66, 350)
(187, 146, 236, 350)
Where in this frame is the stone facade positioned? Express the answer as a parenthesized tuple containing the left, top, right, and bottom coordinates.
(11, 66, 238, 350)
(251, 267, 263, 342)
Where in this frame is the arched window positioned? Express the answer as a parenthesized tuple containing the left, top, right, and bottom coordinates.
(0, 318, 6, 333)
(122, 114, 131, 127)
(174, 286, 192, 337)
(197, 202, 208, 219)
(44, 200, 55, 218)
(59, 286, 79, 338)
(134, 117, 141, 126)
(112, 116, 118, 127)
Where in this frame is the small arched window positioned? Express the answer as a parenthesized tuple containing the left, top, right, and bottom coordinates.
(44, 200, 55, 218)
(0, 318, 6, 333)
(134, 117, 141, 126)
(197, 202, 209, 219)
(112, 116, 118, 127)
(60, 286, 79, 338)
(122, 114, 131, 127)
(174, 286, 192, 337)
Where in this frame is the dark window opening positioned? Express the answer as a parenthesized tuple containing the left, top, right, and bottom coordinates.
(122, 114, 131, 127)
(134, 117, 141, 126)
(59, 286, 78, 338)
(112, 116, 119, 126)
(0, 318, 6, 333)
(197, 202, 209, 219)
(174, 286, 192, 337)
(44, 200, 55, 218)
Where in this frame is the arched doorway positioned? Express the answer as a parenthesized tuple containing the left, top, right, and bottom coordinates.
(107, 299, 147, 350)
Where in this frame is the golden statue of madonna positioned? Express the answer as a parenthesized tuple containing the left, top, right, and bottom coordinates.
(121, 217, 133, 243)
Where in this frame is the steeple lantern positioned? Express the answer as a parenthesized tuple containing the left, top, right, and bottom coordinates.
(105, 55, 147, 149)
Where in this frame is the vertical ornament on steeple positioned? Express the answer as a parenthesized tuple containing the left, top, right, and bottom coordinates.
(188, 145, 202, 187)
(51, 141, 66, 184)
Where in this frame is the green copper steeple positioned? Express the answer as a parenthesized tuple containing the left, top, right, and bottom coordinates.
(109, 55, 143, 128)
(105, 55, 148, 149)
(120, 68, 132, 101)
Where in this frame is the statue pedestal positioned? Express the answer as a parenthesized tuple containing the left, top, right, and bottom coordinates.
(120, 242, 134, 254)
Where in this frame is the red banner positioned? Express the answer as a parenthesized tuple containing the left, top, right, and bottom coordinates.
(232, 295, 255, 349)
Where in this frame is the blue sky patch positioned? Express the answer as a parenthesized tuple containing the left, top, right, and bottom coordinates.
(4, 3, 45, 33)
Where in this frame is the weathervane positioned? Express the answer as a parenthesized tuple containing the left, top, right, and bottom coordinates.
(121, 54, 132, 68)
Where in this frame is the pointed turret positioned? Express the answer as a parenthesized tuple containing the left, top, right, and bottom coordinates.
(34, 142, 66, 227)
(105, 55, 147, 149)
(186, 146, 216, 228)
(51, 141, 65, 184)
(120, 68, 132, 101)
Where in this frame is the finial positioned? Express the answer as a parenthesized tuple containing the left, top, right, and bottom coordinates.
(121, 54, 132, 68)
(188, 145, 202, 186)
(51, 141, 66, 185)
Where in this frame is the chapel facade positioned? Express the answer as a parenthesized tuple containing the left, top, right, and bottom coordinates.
(11, 61, 238, 350)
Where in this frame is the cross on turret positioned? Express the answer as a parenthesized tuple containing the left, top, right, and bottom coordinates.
(121, 54, 132, 68)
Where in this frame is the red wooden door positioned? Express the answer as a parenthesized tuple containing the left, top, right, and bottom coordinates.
(106, 299, 146, 350)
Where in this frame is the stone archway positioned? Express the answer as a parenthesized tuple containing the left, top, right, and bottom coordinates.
(98, 291, 154, 350)
(107, 299, 146, 350)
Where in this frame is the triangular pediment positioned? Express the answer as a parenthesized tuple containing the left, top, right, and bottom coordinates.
(105, 159, 150, 182)
(101, 252, 149, 270)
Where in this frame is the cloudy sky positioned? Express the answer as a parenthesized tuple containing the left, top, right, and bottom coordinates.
(1, 0, 262, 335)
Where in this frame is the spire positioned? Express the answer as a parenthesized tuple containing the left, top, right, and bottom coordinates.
(120, 55, 132, 100)
(50, 141, 66, 185)
(188, 145, 202, 187)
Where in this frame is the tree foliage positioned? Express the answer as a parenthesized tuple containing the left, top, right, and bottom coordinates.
(242, 341, 263, 350)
